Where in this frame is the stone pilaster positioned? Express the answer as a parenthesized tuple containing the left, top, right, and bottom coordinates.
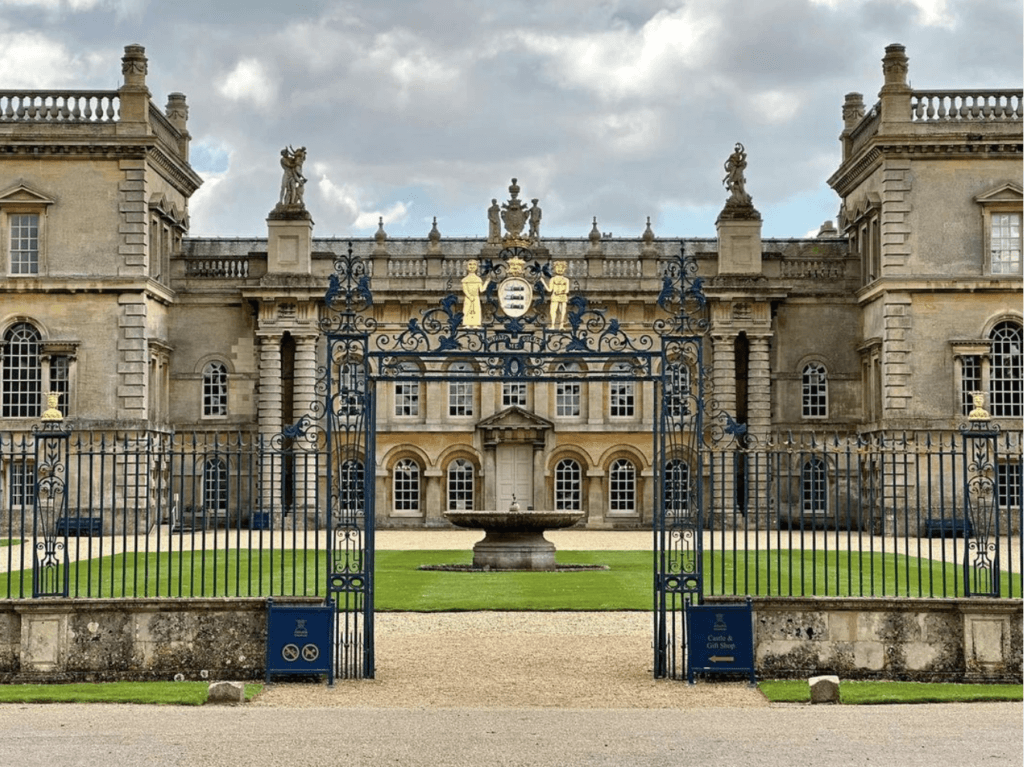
(587, 467, 606, 527)
(117, 294, 148, 420)
(883, 294, 913, 416)
(118, 159, 148, 277)
(881, 158, 913, 273)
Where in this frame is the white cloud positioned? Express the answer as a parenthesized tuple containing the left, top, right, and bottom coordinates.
(0, 33, 89, 88)
(514, 5, 720, 101)
(218, 58, 276, 107)
(749, 89, 804, 125)
(317, 169, 410, 232)
(808, 0, 956, 27)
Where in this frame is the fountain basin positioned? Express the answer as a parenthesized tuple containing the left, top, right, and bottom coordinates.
(443, 510, 585, 571)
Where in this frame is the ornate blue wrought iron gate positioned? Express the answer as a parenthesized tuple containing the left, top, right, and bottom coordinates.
(317, 243, 711, 680)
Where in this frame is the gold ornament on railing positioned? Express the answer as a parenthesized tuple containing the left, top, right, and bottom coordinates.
(967, 391, 990, 422)
(41, 392, 63, 422)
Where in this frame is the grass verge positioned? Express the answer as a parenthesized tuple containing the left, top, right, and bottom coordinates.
(0, 681, 264, 705)
(758, 679, 1023, 704)
(0, 548, 1019, 602)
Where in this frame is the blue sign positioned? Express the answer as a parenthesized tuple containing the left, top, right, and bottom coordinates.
(685, 600, 755, 685)
(266, 599, 334, 685)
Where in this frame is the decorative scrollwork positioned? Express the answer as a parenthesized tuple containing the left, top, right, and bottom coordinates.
(320, 243, 377, 335)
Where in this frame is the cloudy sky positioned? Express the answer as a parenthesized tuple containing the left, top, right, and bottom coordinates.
(2, 0, 1020, 239)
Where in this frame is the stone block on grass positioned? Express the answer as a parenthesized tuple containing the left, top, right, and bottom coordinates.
(207, 681, 246, 704)
(809, 675, 840, 704)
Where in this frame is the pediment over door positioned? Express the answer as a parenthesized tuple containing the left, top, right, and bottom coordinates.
(477, 406, 552, 447)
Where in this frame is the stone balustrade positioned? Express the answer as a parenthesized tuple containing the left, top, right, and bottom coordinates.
(185, 257, 251, 279)
(387, 258, 428, 278)
(911, 90, 1022, 122)
(0, 91, 120, 122)
(603, 259, 642, 278)
(780, 259, 847, 280)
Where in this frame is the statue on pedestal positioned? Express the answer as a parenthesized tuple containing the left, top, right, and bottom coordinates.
(278, 146, 307, 208)
(723, 142, 752, 207)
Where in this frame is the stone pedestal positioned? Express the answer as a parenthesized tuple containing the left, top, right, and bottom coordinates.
(472, 531, 557, 571)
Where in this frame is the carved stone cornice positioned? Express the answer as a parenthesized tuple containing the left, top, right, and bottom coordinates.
(830, 140, 1023, 197)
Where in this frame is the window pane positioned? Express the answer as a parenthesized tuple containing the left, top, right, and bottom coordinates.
(448, 362, 473, 417)
(2, 323, 42, 417)
(447, 458, 474, 510)
(393, 458, 420, 512)
(609, 363, 634, 418)
(991, 213, 1022, 274)
(802, 363, 828, 419)
(203, 458, 228, 511)
(9, 214, 39, 275)
(555, 459, 581, 511)
(990, 322, 1022, 418)
(801, 458, 827, 515)
(609, 459, 635, 513)
(394, 363, 420, 417)
(998, 462, 1022, 509)
(203, 362, 228, 416)
(502, 382, 527, 408)
(10, 461, 35, 507)
(556, 363, 580, 417)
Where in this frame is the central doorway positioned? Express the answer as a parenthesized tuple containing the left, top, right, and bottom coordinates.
(496, 443, 533, 509)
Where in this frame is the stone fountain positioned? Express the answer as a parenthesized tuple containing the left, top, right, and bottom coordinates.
(443, 498, 584, 571)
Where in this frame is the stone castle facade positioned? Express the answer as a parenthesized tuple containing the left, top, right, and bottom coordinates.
(0, 44, 1020, 529)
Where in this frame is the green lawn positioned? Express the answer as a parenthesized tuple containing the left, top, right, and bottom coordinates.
(1, 548, 1019, 603)
(759, 679, 1023, 704)
(0, 681, 263, 705)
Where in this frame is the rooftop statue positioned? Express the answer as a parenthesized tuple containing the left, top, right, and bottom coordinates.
(278, 146, 307, 208)
(723, 142, 752, 207)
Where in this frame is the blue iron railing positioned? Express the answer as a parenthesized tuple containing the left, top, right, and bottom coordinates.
(1, 427, 1018, 601)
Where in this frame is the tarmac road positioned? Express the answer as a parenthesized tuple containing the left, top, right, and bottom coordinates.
(1, 702, 1021, 766)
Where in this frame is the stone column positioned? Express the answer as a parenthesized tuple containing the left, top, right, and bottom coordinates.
(483, 446, 497, 510)
(710, 332, 737, 531)
(292, 334, 319, 523)
(747, 334, 772, 529)
(587, 468, 606, 528)
(424, 468, 443, 526)
(257, 334, 283, 521)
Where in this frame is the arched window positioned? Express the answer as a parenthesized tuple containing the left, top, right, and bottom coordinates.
(2, 323, 41, 418)
(447, 458, 475, 510)
(989, 321, 1022, 418)
(801, 458, 827, 517)
(554, 458, 581, 511)
(802, 362, 828, 419)
(555, 362, 581, 417)
(609, 458, 636, 515)
(609, 362, 635, 418)
(448, 362, 473, 417)
(203, 457, 228, 512)
(202, 361, 228, 417)
(393, 458, 420, 514)
(339, 459, 365, 516)
(664, 459, 691, 517)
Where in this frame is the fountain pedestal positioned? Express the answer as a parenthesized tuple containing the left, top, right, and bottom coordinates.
(443, 510, 585, 571)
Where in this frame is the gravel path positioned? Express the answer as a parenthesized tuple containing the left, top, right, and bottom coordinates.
(255, 611, 766, 710)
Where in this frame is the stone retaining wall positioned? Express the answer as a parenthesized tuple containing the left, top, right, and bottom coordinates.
(707, 596, 1022, 683)
(0, 597, 1019, 683)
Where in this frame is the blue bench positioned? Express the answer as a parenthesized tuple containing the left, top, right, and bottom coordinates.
(923, 517, 972, 538)
(56, 517, 103, 536)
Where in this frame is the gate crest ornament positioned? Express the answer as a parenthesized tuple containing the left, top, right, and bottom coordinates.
(499, 178, 541, 247)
